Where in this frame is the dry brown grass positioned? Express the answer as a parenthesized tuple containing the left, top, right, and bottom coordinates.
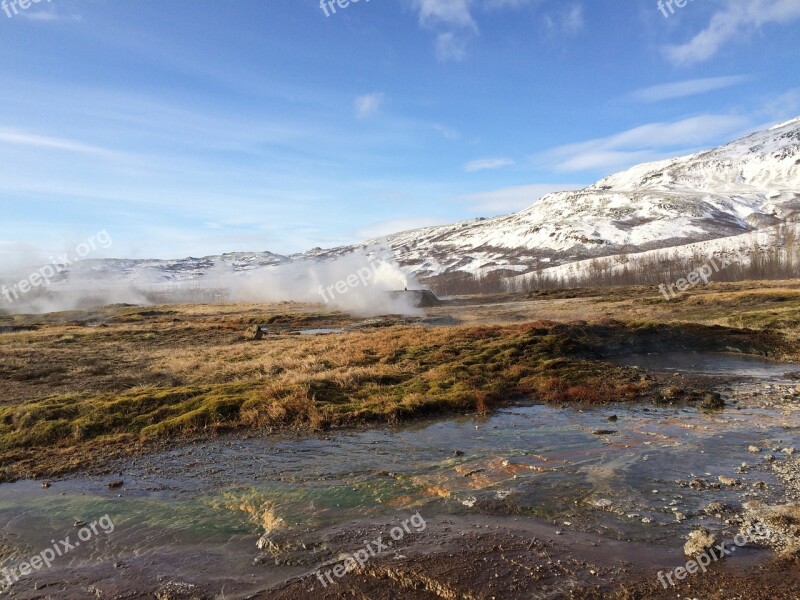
(0, 282, 797, 480)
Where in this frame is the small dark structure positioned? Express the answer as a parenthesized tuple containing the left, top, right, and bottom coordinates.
(253, 324, 294, 340)
(386, 289, 442, 308)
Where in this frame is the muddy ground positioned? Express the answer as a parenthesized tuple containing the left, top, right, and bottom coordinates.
(264, 517, 800, 600)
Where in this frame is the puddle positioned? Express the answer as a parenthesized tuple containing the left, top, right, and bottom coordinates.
(609, 351, 800, 380)
(256, 327, 343, 336)
(298, 328, 342, 335)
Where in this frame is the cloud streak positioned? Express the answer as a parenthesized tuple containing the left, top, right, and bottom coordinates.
(664, 0, 800, 66)
(629, 75, 750, 102)
(0, 128, 112, 156)
(536, 114, 750, 173)
(464, 157, 515, 172)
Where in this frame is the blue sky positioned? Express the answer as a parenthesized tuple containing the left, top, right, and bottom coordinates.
(0, 0, 799, 261)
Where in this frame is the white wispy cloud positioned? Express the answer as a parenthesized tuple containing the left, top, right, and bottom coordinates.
(536, 114, 750, 173)
(664, 0, 800, 66)
(629, 75, 750, 102)
(433, 123, 461, 140)
(563, 4, 584, 32)
(413, 0, 477, 30)
(412, 0, 478, 62)
(463, 157, 515, 172)
(435, 31, 468, 62)
(544, 4, 584, 34)
(20, 10, 82, 22)
(355, 93, 385, 118)
(411, 0, 579, 62)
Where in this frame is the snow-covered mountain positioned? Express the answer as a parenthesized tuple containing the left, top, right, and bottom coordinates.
(66, 252, 290, 284)
(342, 116, 800, 280)
(6, 117, 799, 291)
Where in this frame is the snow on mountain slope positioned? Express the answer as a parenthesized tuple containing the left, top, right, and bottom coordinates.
(11, 252, 292, 286)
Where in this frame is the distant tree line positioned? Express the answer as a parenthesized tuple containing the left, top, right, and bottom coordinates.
(425, 225, 800, 296)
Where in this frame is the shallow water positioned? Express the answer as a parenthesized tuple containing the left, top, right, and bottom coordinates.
(610, 351, 800, 380)
(0, 353, 798, 596)
(298, 328, 343, 335)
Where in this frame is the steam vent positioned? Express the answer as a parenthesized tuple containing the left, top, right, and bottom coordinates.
(386, 289, 442, 308)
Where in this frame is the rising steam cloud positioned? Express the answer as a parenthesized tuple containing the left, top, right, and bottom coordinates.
(0, 243, 425, 317)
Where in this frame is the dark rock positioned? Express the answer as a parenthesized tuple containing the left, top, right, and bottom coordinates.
(701, 393, 725, 409)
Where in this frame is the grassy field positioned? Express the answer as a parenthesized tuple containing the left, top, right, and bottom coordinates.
(1, 280, 799, 481)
